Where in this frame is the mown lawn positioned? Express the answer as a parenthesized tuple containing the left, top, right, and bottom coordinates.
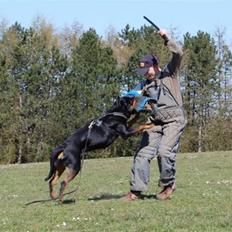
(1, 151, 232, 232)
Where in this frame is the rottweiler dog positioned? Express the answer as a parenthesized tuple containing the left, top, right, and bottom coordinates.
(45, 96, 154, 202)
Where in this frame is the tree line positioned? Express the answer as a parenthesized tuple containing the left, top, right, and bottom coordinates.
(0, 18, 231, 164)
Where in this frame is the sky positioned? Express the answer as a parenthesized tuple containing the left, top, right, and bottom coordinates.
(0, 0, 231, 46)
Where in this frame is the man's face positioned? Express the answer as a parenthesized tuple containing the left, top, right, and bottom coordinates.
(144, 65, 159, 80)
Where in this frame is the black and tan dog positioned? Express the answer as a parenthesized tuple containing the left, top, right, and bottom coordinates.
(45, 96, 154, 202)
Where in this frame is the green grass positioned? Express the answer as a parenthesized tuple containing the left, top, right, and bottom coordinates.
(1, 151, 232, 232)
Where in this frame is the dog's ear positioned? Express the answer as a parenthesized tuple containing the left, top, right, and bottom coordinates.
(116, 96, 121, 107)
(111, 96, 134, 113)
(111, 96, 121, 110)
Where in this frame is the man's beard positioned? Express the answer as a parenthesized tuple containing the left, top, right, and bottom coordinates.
(147, 71, 160, 81)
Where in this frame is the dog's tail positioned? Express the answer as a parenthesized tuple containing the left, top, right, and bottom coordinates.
(44, 148, 64, 181)
(44, 156, 55, 181)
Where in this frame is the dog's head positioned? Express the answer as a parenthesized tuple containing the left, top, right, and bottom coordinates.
(109, 95, 156, 118)
(108, 96, 137, 118)
(121, 90, 156, 113)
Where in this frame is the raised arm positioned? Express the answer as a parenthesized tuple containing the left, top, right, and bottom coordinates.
(159, 29, 183, 76)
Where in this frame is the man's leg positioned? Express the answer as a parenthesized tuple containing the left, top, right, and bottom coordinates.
(122, 126, 162, 201)
(156, 119, 185, 199)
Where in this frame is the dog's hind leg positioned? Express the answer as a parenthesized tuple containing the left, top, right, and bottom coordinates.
(49, 159, 65, 200)
(59, 167, 79, 202)
(58, 145, 82, 202)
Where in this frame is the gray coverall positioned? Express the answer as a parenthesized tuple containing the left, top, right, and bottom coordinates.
(130, 38, 187, 191)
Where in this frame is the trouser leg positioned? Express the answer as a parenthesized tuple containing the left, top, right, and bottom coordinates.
(157, 119, 185, 187)
(130, 126, 162, 192)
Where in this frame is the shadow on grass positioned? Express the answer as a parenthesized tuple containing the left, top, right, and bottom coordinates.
(61, 199, 76, 204)
(88, 193, 123, 201)
(25, 189, 78, 206)
(25, 191, 158, 205)
(25, 198, 53, 206)
(87, 193, 158, 201)
(25, 198, 76, 206)
(141, 193, 157, 200)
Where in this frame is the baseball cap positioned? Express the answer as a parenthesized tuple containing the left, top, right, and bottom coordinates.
(137, 54, 158, 76)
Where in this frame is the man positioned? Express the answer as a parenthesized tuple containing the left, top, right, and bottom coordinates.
(123, 29, 187, 201)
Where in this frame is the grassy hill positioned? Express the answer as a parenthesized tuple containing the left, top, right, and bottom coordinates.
(1, 151, 232, 231)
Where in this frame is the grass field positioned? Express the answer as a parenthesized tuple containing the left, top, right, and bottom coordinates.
(1, 151, 232, 232)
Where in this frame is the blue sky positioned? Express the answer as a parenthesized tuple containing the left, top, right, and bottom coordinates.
(0, 0, 231, 45)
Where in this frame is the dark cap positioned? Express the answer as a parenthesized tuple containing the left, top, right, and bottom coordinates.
(136, 54, 158, 76)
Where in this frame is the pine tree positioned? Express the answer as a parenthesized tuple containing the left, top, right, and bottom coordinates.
(183, 31, 218, 152)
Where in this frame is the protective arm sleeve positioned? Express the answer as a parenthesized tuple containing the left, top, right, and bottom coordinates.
(166, 38, 183, 76)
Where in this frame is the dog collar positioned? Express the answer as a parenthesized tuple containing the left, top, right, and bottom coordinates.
(105, 112, 128, 120)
